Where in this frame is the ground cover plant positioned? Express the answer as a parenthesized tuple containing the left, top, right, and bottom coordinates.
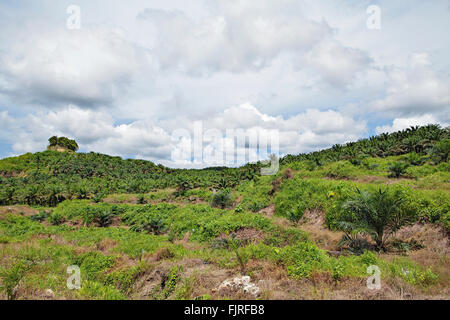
(0, 125, 449, 300)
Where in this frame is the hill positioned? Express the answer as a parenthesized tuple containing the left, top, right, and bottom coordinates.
(0, 124, 448, 300)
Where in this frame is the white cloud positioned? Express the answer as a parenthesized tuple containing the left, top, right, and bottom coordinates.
(137, 3, 339, 75)
(0, 1, 449, 162)
(304, 40, 372, 88)
(1, 104, 367, 167)
(0, 27, 148, 108)
(371, 53, 450, 117)
(375, 114, 448, 135)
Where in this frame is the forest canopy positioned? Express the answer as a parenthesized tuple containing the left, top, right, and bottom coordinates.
(48, 136, 79, 152)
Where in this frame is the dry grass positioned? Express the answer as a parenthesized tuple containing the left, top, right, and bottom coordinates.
(259, 204, 275, 217)
(392, 223, 450, 290)
(216, 228, 266, 246)
(298, 210, 343, 251)
(0, 205, 39, 217)
(96, 238, 118, 253)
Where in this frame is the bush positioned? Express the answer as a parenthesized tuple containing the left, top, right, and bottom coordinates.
(30, 210, 49, 222)
(121, 204, 175, 235)
(405, 152, 425, 166)
(275, 178, 330, 222)
(278, 242, 327, 279)
(388, 162, 409, 178)
(82, 206, 114, 227)
(228, 235, 250, 275)
(153, 266, 183, 300)
(73, 251, 115, 281)
(0, 261, 31, 300)
(137, 194, 147, 204)
(104, 263, 149, 294)
(325, 161, 357, 180)
(336, 188, 417, 250)
(78, 281, 127, 300)
(429, 139, 449, 164)
(211, 189, 233, 209)
(49, 211, 65, 226)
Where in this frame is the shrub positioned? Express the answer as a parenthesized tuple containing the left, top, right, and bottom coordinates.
(154, 266, 183, 300)
(336, 188, 417, 250)
(175, 277, 196, 300)
(49, 211, 65, 226)
(285, 205, 307, 224)
(175, 179, 194, 197)
(104, 263, 149, 294)
(211, 189, 233, 209)
(30, 210, 49, 222)
(137, 194, 147, 204)
(388, 162, 409, 178)
(331, 261, 345, 282)
(0, 261, 31, 300)
(78, 281, 127, 300)
(388, 260, 439, 287)
(275, 178, 330, 223)
(325, 161, 357, 180)
(228, 235, 250, 275)
(121, 204, 175, 235)
(82, 206, 114, 227)
(155, 247, 175, 261)
(247, 201, 266, 213)
(233, 204, 245, 214)
(405, 152, 425, 166)
(279, 242, 327, 279)
(338, 233, 371, 255)
(429, 139, 449, 164)
(73, 252, 115, 281)
(91, 192, 105, 203)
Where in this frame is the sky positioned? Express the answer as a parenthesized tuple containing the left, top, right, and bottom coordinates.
(0, 0, 449, 168)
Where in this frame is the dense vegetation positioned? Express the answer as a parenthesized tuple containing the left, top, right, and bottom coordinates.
(48, 136, 79, 152)
(0, 125, 448, 300)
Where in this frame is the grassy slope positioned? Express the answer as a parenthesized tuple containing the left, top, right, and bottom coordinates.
(0, 128, 449, 300)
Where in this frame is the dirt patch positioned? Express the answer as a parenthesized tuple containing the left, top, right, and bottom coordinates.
(298, 210, 343, 251)
(395, 223, 449, 254)
(299, 209, 325, 227)
(392, 223, 450, 288)
(233, 195, 243, 207)
(132, 258, 233, 300)
(103, 195, 138, 204)
(283, 168, 295, 180)
(259, 204, 275, 217)
(0, 171, 21, 178)
(215, 228, 266, 246)
(357, 175, 387, 183)
(96, 238, 118, 253)
(0, 205, 39, 217)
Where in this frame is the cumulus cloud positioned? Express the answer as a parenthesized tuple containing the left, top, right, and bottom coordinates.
(304, 40, 372, 88)
(138, 4, 332, 74)
(375, 114, 449, 135)
(371, 53, 450, 117)
(0, 104, 367, 167)
(0, 27, 148, 108)
(0, 1, 449, 162)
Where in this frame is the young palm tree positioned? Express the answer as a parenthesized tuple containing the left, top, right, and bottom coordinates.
(388, 162, 409, 178)
(338, 188, 417, 250)
(429, 139, 449, 164)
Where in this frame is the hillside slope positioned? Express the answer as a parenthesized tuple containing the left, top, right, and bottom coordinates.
(0, 125, 448, 300)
